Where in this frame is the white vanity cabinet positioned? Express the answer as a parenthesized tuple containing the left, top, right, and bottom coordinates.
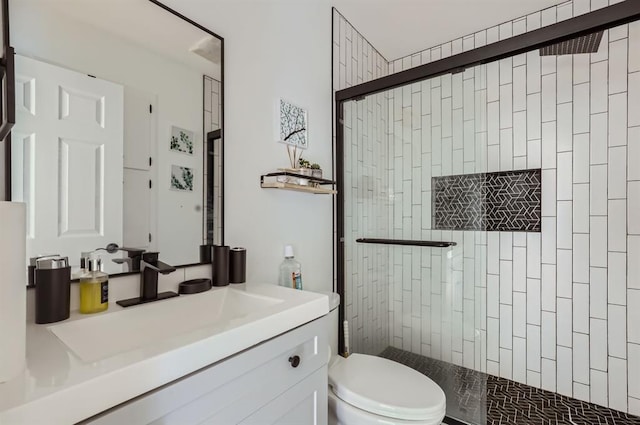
(84, 315, 329, 425)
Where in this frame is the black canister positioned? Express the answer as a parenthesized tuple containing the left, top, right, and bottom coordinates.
(28, 263, 35, 287)
(212, 245, 230, 286)
(35, 256, 71, 324)
(28, 254, 60, 287)
(229, 247, 246, 283)
(199, 244, 213, 264)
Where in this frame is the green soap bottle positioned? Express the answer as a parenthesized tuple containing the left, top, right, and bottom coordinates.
(79, 257, 109, 314)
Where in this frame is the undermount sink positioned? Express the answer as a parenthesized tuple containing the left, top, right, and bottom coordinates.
(48, 286, 284, 362)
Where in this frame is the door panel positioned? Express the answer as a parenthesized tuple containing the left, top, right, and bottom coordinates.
(58, 85, 106, 128)
(124, 88, 154, 170)
(123, 168, 150, 249)
(16, 75, 36, 116)
(10, 132, 35, 237)
(58, 137, 104, 236)
(122, 87, 156, 251)
(13, 55, 123, 265)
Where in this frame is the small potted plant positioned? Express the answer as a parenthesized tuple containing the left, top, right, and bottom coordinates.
(310, 163, 322, 179)
(297, 158, 313, 176)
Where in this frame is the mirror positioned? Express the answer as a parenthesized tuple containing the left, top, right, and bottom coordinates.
(9, 0, 224, 278)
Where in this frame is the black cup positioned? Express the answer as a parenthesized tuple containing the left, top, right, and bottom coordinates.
(35, 259, 71, 324)
(229, 247, 246, 283)
(213, 245, 230, 287)
(199, 244, 213, 264)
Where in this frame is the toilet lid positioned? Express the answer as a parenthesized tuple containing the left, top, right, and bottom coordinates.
(329, 354, 446, 421)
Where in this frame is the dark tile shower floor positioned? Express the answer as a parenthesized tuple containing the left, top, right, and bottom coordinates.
(379, 347, 640, 425)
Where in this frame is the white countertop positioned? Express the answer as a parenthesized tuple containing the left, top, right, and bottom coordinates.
(0, 284, 329, 425)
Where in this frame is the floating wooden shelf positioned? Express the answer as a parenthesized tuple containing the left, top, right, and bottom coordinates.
(261, 181, 337, 194)
(260, 171, 337, 195)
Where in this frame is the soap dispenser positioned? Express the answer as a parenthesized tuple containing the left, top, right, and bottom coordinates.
(79, 256, 109, 314)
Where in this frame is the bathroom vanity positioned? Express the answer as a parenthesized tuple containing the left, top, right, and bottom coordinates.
(0, 284, 329, 424)
(86, 314, 328, 424)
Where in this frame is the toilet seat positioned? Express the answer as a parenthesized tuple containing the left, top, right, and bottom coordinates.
(328, 354, 446, 422)
(328, 389, 442, 425)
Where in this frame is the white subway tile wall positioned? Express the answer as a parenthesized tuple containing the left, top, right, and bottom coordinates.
(203, 76, 222, 245)
(334, 10, 390, 355)
(334, 1, 640, 414)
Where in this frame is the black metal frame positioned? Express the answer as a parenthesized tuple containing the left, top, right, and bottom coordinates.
(1, 0, 14, 200)
(260, 171, 336, 186)
(336, 1, 640, 103)
(148, 0, 224, 41)
(206, 128, 224, 246)
(335, 0, 640, 355)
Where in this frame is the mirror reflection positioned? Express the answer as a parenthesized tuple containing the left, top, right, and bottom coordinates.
(10, 0, 223, 277)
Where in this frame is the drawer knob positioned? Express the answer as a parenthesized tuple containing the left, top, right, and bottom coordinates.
(288, 355, 301, 368)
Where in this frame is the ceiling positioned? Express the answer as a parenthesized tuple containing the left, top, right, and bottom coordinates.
(332, 0, 568, 61)
(26, 0, 221, 75)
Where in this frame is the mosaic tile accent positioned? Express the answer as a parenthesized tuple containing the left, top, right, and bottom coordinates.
(432, 169, 541, 232)
(380, 347, 640, 425)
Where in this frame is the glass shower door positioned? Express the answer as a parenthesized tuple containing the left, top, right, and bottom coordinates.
(342, 64, 489, 424)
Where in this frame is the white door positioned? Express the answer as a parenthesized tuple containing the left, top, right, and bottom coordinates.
(12, 55, 124, 265)
(123, 87, 157, 252)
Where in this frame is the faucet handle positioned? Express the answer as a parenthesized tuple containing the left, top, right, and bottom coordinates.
(112, 258, 133, 271)
(155, 261, 177, 275)
(141, 252, 176, 275)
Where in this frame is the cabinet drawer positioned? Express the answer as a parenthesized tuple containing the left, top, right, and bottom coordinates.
(237, 367, 327, 425)
(85, 315, 328, 425)
(158, 322, 328, 424)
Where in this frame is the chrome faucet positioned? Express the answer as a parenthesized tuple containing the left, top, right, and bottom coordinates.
(116, 252, 178, 307)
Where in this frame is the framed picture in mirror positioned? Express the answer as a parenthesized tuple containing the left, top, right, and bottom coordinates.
(170, 165, 195, 192)
(170, 125, 195, 155)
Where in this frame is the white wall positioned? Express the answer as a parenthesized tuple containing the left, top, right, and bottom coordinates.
(10, 1, 206, 266)
(162, 0, 334, 292)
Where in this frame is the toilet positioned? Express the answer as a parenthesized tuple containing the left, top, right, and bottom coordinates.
(325, 293, 447, 425)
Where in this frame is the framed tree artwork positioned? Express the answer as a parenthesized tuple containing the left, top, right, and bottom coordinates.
(278, 99, 308, 149)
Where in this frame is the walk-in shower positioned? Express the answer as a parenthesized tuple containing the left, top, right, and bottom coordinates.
(334, 2, 640, 424)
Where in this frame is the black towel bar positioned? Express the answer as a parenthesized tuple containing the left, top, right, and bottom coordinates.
(355, 238, 457, 248)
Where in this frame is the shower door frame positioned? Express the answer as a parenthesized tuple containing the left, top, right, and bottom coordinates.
(334, 0, 640, 356)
